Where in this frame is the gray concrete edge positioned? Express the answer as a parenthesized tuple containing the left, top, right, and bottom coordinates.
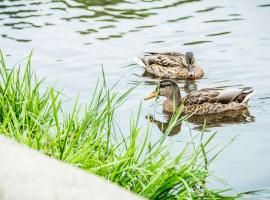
(0, 135, 145, 200)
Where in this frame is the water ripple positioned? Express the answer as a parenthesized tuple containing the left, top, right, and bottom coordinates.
(257, 4, 270, 7)
(195, 6, 223, 13)
(1, 34, 31, 42)
(1, 0, 270, 193)
(183, 40, 212, 45)
(167, 15, 193, 23)
(206, 31, 231, 37)
(204, 18, 243, 23)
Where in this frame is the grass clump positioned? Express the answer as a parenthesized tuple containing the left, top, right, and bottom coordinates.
(0, 51, 238, 199)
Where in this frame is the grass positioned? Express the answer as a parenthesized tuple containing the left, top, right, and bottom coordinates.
(0, 50, 240, 199)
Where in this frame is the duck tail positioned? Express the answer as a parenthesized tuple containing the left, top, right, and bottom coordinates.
(242, 88, 255, 103)
(134, 57, 146, 67)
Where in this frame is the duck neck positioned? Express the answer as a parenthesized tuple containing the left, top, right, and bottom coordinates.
(168, 89, 181, 104)
(163, 91, 182, 113)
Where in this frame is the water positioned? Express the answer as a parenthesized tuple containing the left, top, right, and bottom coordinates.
(1, 0, 270, 195)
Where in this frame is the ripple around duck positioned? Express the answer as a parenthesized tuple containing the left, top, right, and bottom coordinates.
(167, 15, 193, 23)
(99, 25, 116, 29)
(0, 3, 26, 9)
(0, 0, 204, 43)
(3, 21, 43, 29)
(96, 34, 122, 40)
(0, 9, 37, 16)
(104, 7, 156, 19)
(258, 96, 270, 100)
(56, 0, 201, 23)
(9, 14, 52, 19)
(72, 0, 129, 7)
(206, 31, 231, 37)
(1, 34, 31, 42)
(195, 6, 223, 13)
(257, 4, 270, 7)
(148, 40, 164, 44)
(135, 25, 155, 29)
(228, 13, 241, 16)
(183, 40, 212, 45)
(77, 28, 98, 35)
(204, 18, 243, 23)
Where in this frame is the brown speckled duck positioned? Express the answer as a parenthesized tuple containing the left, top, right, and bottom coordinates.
(144, 80, 255, 115)
(135, 52, 204, 79)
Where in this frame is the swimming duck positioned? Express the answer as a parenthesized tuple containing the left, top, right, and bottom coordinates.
(144, 80, 254, 115)
(135, 52, 204, 79)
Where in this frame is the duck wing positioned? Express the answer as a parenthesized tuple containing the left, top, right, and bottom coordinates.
(142, 54, 185, 68)
(184, 89, 220, 105)
(184, 88, 254, 105)
(155, 55, 182, 67)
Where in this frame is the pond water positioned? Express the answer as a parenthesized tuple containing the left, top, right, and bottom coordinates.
(1, 0, 270, 196)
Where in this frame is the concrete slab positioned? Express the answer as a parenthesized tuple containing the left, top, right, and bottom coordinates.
(0, 136, 144, 200)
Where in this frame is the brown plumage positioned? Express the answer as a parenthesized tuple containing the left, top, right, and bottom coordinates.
(144, 80, 255, 115)
(135, 52, 204, 79)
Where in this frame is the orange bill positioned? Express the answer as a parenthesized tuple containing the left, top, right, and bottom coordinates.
(144, 91, 158, 100)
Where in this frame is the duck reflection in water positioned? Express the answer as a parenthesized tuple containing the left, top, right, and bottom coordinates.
(145, 80, 255, 135)
(146, 112, 182, 136)
(189, 108, 255, 130)
(183, 79, 198, 93)
(146, 108, 254, 135)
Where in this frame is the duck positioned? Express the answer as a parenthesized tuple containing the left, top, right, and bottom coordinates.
(144, 80, 255, 115)
(134, 52, 204, 79)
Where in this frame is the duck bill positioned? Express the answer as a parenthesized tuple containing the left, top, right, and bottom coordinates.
(188, 65, 195, 79)
(144, 91, 158, 100)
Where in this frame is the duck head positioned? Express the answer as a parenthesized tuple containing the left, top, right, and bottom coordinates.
(185, 52, 195, 79)
(144, 79, 181, 100)
(144, 80, 182, 112)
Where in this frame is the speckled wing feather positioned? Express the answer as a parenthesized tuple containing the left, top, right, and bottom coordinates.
(143, 55, 185, 68)
(184, 88, 254, 106)
(184, 89, 220, 105)
(155, 55, 182, 68)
